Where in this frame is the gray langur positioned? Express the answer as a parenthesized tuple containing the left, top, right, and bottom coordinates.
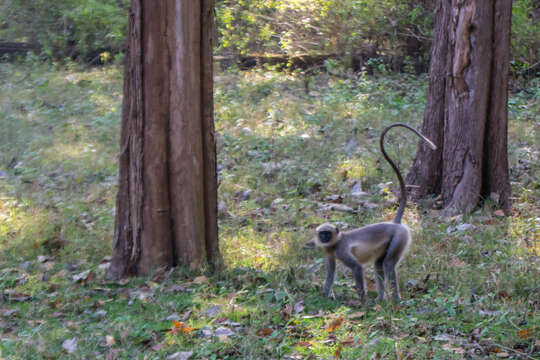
(316, 123, 436, 303)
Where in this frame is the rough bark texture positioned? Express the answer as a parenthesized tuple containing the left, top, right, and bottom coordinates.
(482, 0, 512, 213)
(406, 0, 512, 215)
(442, 0, 493, 214)
(405, 0, 450, 199)
(201, 0, 220, 266)
(108, 0, 218, 279)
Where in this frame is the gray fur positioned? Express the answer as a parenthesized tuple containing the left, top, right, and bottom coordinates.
(315, 123, 436, 303)
(316, 222, 410, 302)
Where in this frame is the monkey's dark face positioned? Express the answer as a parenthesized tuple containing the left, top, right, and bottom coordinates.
(315, 222, 339, 247)
(318, 231, 333, 243)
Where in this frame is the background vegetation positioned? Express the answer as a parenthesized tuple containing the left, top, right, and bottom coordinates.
(1, 0, 539, 72)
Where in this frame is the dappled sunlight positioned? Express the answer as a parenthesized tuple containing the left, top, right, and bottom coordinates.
(0, 193, 56, 262)
(0, 61, 538, 358)
(222, 227, 299, 270)
(42, 141, 98, 164)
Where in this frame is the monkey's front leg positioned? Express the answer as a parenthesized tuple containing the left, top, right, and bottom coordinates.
(322, 255, 336, 297)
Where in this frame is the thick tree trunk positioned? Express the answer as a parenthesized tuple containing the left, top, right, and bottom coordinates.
(482, 0, 512, 212)
(406, 0, 512, 215)
(406, 0, 450, 199)
(108, 0, 218, 279)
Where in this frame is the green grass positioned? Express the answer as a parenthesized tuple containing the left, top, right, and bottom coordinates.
(0, 60, 538, 359)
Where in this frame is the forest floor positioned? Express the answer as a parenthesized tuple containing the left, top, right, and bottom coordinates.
(0, 60, 538, 359)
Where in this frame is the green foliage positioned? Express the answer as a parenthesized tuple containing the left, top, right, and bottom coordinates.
(216, 0, 433, 59)
(511, 0, 540, 69)
(1, 0, 539, 69)
(0, 0, 129, 60)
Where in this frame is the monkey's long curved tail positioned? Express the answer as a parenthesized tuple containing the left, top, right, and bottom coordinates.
(379, 123, 437, 224)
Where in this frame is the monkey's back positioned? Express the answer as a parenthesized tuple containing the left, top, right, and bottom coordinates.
(337, 222, 411, 265)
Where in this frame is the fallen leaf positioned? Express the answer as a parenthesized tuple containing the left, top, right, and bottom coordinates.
(62, 338, 78, 353)
(182, 326, 194, 334)
(180, 309, 192, 321)
(5, 293, 32, 302)
(98, 262, 110, 271)
(257, 328, 274, 337)
(173, 320, 183, 328)
(282, 303, 293, 319)
(325, 317, 344, 332)
(490, 192, 500, 204)
(0, 308, 19, 317)
(298, 341, 312, 347)
(293, 301, 305, 314)
(341, 337, 355, 345)
(215, 327, 234, 337)
(517, 328, 532, 339)
(37, 255, 54, 263)
(334, 344, 343, 358)
(217, 335, 231, 342)
(479, 309, 501, 316)
(496, 352, 510, 358)
(105, 335, 115, 346)
(171, 321, 194, 334)
(493, 209, 505, 217)
(433, 334, 453, 341)
(167, 351, 193, 360)
(166, 313, 180, 321)
(201, 328, 214, 338)
(72, 270, 95, 283)
(193, 276, 209, 284)
(449, 258, 467, 267)
(106, 349, 120, 360)
(205, 305, 221, 318)
(166, 285, 187, 293)
(349, 311, 365, 319)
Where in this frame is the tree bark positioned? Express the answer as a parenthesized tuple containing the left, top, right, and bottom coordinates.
(406, 0, 450, 199)
(108, 0, 218, 279)
(406, 0, 512, 215)
(482, 0, 512, 212)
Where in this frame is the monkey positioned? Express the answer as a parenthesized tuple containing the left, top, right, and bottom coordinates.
(316, 123, 436, 303)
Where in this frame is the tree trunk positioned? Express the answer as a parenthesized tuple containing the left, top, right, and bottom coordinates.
(108, 0, 218, 279)
(406, 0, 512, 215)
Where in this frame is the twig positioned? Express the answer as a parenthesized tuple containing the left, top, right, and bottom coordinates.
(491, 343, 537, 360)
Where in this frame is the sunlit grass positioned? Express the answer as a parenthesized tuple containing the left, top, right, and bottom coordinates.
(0, 61, 538, 358)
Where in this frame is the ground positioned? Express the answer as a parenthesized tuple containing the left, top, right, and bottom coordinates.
(0, 60, 538, 359)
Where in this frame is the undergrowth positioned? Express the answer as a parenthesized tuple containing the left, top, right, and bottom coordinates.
(0, 61, 538, 359)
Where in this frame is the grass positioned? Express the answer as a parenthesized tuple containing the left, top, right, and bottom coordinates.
(0, 59, 539, 359)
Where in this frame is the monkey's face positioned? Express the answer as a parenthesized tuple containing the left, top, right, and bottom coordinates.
(318, 231, 333, 243)
(316, 223, 339, 247)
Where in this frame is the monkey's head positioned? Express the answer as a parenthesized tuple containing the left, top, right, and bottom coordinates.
(316, 223, 339, 248)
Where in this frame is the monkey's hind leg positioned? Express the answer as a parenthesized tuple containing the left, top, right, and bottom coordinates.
(353, 265, 366, 303)
(375, 258, 385, 301)
(383, 232, 408, 302)
(340, 254, 366, 303)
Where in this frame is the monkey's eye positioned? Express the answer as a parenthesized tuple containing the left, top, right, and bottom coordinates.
(319, 231, 332, 243)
